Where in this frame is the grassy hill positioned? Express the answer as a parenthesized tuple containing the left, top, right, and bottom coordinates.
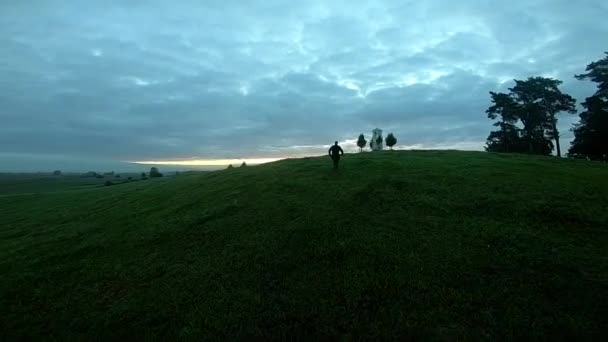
(1, 151, 607, 340)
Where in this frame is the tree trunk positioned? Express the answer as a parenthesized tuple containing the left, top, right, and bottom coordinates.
(552, 121, 561, 157)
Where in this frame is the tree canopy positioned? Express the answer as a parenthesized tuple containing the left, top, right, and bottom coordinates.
(569, 52, 608, 161)
(485, 77, 575, 156)
(385, 133, 397, 150)
(356, 134, 367, 152)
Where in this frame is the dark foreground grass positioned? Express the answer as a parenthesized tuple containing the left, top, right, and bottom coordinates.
(1, 151, 607, 340)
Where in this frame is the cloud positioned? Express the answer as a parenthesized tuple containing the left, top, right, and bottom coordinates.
(1, 0, 606, 170)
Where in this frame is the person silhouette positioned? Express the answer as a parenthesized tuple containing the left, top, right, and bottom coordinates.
(328, 141, 344, 169)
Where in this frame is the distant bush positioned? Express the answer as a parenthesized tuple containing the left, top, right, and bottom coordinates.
(241, 162, 247, 167)
(53, 170, 61, 176)
(115, 174, 121, 178)
(149, 167, 163, 178)
(104, 181, 113, 186)
(127, 176, 132, 181)
(83, 171, 97, 178)
(96, 174, 104, 179)
(227, 164, 234, 169)
(104, 171, 115, 176)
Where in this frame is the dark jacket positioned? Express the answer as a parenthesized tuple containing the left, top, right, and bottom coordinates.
(328, 145, 344, 158)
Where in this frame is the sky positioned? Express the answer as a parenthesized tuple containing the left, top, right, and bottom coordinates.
(1, 0, 607, 172)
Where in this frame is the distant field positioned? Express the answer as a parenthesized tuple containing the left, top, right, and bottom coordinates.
(0, 172, 157, 195)
(1, 151, 607, 339)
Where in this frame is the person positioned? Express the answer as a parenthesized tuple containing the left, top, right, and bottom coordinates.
(328, 141, 344, 169)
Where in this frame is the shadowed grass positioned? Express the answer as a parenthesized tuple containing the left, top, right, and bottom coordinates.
(1, 150, 607, 339)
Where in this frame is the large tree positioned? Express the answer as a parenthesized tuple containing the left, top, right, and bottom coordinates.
(569, 52, 608, 161)
(510, 77, 575, 156)
(485, 77, 575, 156)
(356, 134, 367, 152)
(569, 96, 608, 161)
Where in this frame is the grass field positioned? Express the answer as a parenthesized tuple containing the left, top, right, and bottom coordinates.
(0, 172, 146, 196)
(1, 151, 607, 339)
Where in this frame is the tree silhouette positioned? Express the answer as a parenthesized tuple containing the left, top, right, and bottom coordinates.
(149, 167, 163, 177)
(356, 134, 367, 152)
(385, 133, 397, 150)
(241, 161, 247, 167)
(511, 77, 575, 155)
(570, 52, 608, 161)
(575, 51, 608, 95)
(485, 91, 525, 153)
(569, 96, 608, 161)
(376, 135, 383, 147)
(485, 77, 575, 156)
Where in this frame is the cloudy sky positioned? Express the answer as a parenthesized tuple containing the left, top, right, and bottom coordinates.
(1, 0, 607, 171)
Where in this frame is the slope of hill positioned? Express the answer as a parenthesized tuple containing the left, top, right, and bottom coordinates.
(1, 151, 607, 339)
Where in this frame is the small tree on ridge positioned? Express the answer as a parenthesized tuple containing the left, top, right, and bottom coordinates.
(356, 134, 367, 152)
(386, 133, 397, 150)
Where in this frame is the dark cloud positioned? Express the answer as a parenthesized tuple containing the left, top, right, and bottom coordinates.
(1, 0, 606, 170)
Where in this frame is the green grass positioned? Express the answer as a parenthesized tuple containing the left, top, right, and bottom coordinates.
(1, 151, 607, 340)
(0, 173, 145, 195)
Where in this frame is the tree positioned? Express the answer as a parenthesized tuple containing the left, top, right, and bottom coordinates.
(141, 172, 147, 179)
(485, 91, 526, 153)
(369, 140, 373, 150)
(569, 96, 608, 161)
(149, 167, 161, 177)
(241, 161, 247, 167)
(356, 134, 367, 152)
(385, 133, 397, 150)
(149, 167, 163, 177)
(376, 135, 383, 146)
(227, 164, 233, 169)
(575, 52, 608, 96)
(532, 79, 576, 157)
(510, 77, 575, 156)
(485, 77, 575, 156)
(53, 170, 61, 176)
(569, 53, 608, 161)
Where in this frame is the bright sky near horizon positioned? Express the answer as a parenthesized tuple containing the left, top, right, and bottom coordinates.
(1, 0, 607, 171)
